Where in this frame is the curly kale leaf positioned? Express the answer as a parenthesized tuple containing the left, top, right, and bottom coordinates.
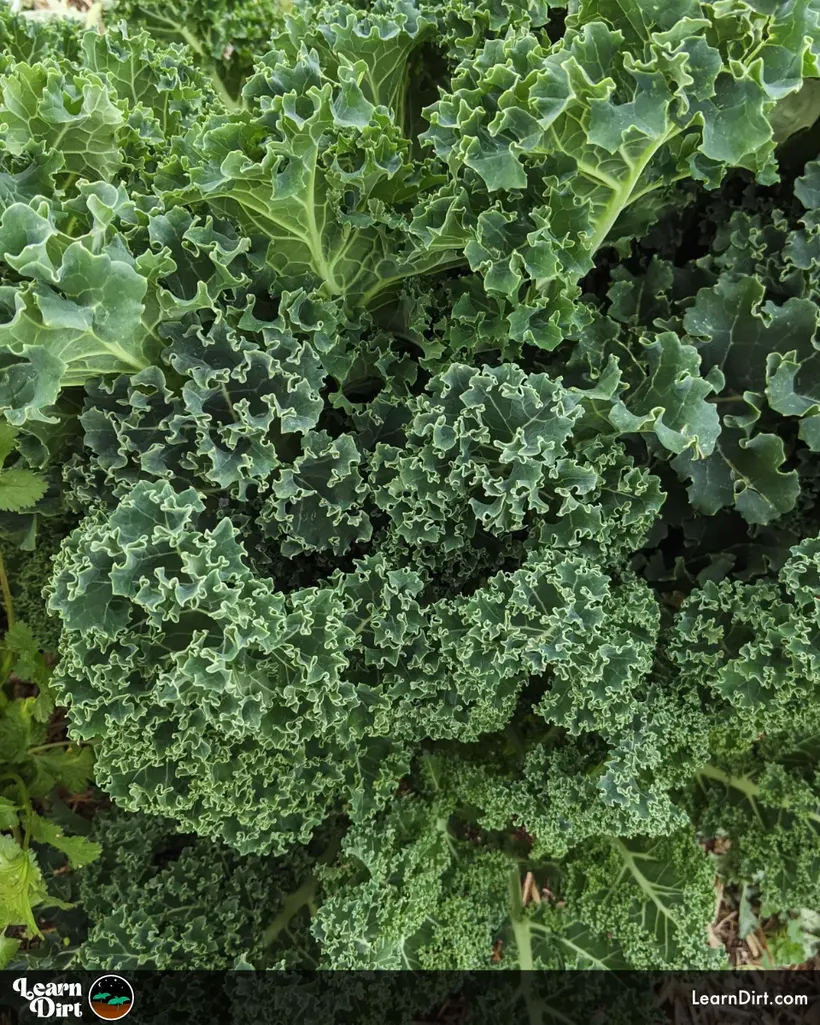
(49, 428, 660, 853)
(76, 808, 319, 969)
(316, 764, 721, 971)
(669, 535, 820, 741)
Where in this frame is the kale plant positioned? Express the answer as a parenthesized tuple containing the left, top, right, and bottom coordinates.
(1, 0, 820, 982)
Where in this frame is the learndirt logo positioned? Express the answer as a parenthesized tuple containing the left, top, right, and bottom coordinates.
(88, 976, 134, 1020)
(12, 979, 82, 1019)
(12, 975, 134, 1020)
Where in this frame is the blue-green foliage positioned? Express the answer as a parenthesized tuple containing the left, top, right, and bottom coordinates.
(76, 809, 318, 969)
(2, 0, 820, 978)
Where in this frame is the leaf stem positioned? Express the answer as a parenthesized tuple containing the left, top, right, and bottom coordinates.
(208, 65, 240, 113)
(588, 127, 681, 255)
(697, 764, 820, 826)
(0, 547, 14, 629)
(27, 741, 76, 755)
(177, 26, 239, 111)
(509, 866, 533, 970)
(0, 771, 30, 846)
(262, 877, 319, 947)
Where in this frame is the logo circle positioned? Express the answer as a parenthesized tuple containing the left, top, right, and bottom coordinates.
(88, 975, 134, 1020)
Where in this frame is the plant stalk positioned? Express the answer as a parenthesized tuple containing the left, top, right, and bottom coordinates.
(0, 548, 14, 629)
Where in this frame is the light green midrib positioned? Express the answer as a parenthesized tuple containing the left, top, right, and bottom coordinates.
(145, 17, 239, 111)
(547, 125, 619, 190)
(208, 184, 341, 295)
(198, 120, 678, 306)
(586, 126, 682, 255)
(358, 253, 467, 308)
(508, 866, 535, 970)
(261, 876, 318, 946)
(696, 763, 820, 826)
(551, 929, 613, 970)
(609, 838, 678, 939)
(7, 316, 151, 380)
(302, 150, 339, 293)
